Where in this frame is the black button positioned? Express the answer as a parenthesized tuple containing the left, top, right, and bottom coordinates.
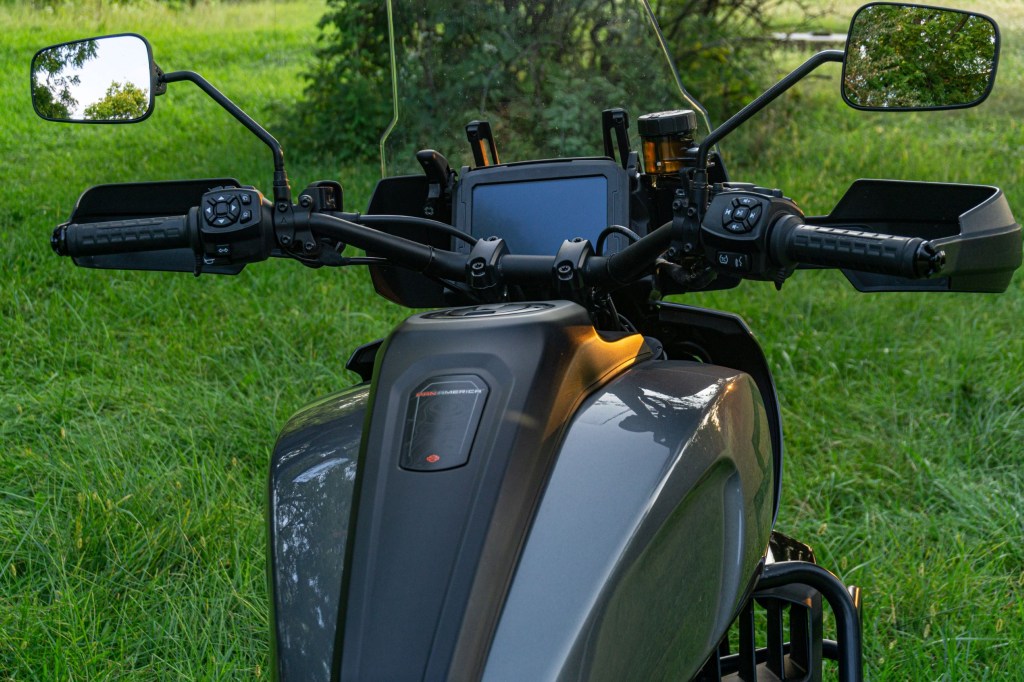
(215, 244, 231, 256)
(240, 210, 252, 223)
(228, 201, 240, 218)
(747, 206, 762, 227)
(240, 193, 252, 205)
(214, 216, 231, 227)
(737, 196, 758, 208)
(716, 251, 750, 271)
(203, 205, 215, 222)
(726, 221, 748, 234)
(733, 206, 749, 221)
(722, 206, 735, 225)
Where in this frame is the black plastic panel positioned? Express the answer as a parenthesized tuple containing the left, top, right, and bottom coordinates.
(337, 302, 651, 680)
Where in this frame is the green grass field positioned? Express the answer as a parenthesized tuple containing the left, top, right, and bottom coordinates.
(2, 1, 1022, 679)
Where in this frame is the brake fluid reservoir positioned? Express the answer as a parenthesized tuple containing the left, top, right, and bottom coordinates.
(638, 109, 697, 177)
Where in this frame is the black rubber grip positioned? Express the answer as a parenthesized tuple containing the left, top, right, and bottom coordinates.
(53, 215, 192, 257)
(774, 221, 940, 278)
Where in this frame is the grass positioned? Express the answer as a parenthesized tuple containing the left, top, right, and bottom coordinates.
(1, 0, 1023, 679)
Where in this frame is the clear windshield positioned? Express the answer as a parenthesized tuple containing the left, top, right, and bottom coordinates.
(379, 0, 711, 176)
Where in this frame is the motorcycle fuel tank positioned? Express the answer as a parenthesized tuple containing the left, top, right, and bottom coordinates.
(268, 301, 774, 681)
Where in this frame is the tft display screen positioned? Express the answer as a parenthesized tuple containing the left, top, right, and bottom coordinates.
(470, 175, 608, 255)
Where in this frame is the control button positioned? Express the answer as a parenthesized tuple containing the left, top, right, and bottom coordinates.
(214, 216, 232, 227)
(240, 210, 252, 223)
(726, 221, 748, 234)
(228, 201, 240, 218)
(215, 244, 231, 256)
(747, 206, 762, 227)
(733, 206, 750, 221)
(214, 194, 229, 203)
(716, 251, 750, 271)
(240, 193, 252, 205)
(204, 204, 215, 222)
(722, 206, 735, 225)
(737, 196, 758, 208)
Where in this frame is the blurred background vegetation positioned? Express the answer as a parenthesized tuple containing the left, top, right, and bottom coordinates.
(1, 0, 1022, 679)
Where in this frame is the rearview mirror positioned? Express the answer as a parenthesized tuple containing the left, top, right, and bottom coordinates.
(31, 34, 155, 123)
(842, 3, 998, 111)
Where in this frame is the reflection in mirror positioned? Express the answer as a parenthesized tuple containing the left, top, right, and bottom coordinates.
(31, 35, 153, 122)
(843, 3, 998, 110)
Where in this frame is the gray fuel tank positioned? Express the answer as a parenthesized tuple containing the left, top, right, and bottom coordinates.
(268, 302, 774, 681)
(485, 360, 774, 681)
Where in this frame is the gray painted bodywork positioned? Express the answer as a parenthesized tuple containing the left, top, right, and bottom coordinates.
(485, 362, 773, 681)
(269, 385, 368, 681)
(269, 309, 774, 680)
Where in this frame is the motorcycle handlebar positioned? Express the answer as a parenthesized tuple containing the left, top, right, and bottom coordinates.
(52, 215, 194, 257)
(770, 215, 944, 279)
(49, 200, 945, 287)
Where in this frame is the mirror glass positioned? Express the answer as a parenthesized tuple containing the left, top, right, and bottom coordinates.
(31, 35, 153, 122)
(843, 3, 998, 110)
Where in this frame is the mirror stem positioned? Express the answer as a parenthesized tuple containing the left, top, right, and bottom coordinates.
(160, 70, 291, 204)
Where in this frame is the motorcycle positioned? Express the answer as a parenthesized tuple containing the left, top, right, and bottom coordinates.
(29, 1, 1020, 680)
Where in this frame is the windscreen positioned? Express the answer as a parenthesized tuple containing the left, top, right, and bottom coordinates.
(379, 0, 711, 176)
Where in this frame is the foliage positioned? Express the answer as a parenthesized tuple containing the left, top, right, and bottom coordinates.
(295, 0, 819, 171)
(30, 40, 98, 119)
(3, 0, 1024, 679)
(83, 80, 150, 120)
(844, 5, 997, 109)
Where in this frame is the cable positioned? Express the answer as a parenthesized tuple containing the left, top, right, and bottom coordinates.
(356, 214, 478, 246)
(596, 224, 641, 256)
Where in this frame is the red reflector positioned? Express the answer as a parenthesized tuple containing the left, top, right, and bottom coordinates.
(426, 454, 441, 464)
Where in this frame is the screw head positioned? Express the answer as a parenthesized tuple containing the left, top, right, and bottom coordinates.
(424, 206, 435, 217)
(280, 235, 292, 245)
(304, 241, 316, 252)
(299, 195, 313, 208)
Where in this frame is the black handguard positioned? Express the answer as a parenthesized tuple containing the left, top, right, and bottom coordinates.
(770, 215, 945, 279)
(51, 215, 195, 257)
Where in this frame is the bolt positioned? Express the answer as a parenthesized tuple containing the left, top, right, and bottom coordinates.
(424, 206, 435, 217)
(299, 195, 312, 208)
(557, 263, 572, 274)
(666, 247, 678, 259)
(280, 235, 292, 245)
(304, 241, 316, 252)
(471, 260, 485, 271)
(672, 200, 683, 211)
(687, 207, 696, 217)
(277, 202, 289, 213)
(683, 243, 694, 253)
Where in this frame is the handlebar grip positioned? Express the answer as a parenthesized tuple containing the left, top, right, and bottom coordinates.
(52, 215, 193, 257)
(772, 218, 944, 278)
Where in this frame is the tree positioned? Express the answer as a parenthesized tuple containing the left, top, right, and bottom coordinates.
(83, 81, 150, 121)
(294, 0, 816, 171)
(31, 40, 99, 119)
(844, 5, 996, 109)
